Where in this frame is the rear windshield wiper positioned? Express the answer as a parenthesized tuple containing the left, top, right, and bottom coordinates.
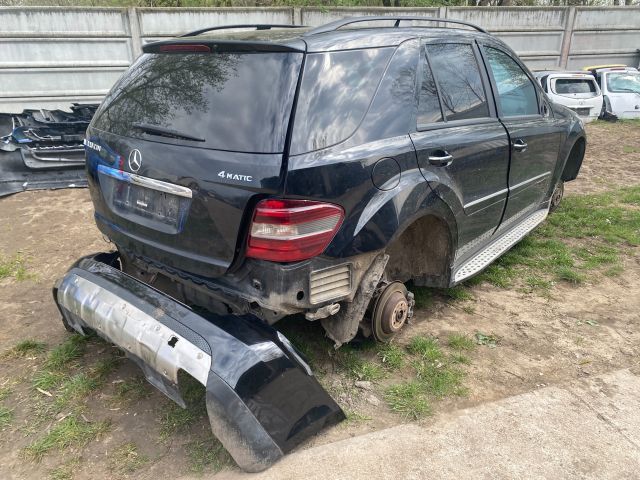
(133, 123, 205, 142)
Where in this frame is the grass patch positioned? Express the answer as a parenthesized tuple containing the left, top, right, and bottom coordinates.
(24, 415, 110, 461)
(447, 333, 475, 352)
(344, 409, 373, 423)
(4, 339, 46, 358)
(44, 335, 88, 371)
(0, 386, 12, 401)
(0, 252, 30, 280)
(33, 370, 68, 392)
(110, 442, 149, 474)
(411, 286, 433, 309)
(407, 336, 443, 362)
(450, 353, 470, 365)
(470, 186, 640, 290)
(335, 349, 385, 381)
(384, 382, 431, 420)
(49, 459, 81, 480)
(159, 374, 207, 440)
(55, 373, 100, 409)
(622, 145, 640, 154)
(186, 438, 232, 474)
(376, 343, 405, 370)
(115, 377, 152, 403)
(412, 360, 466, 398)
(0, 406, 13, 430)
(440, 286, 473, 301)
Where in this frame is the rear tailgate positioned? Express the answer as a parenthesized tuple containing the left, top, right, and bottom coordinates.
(86, 45, 304, 277)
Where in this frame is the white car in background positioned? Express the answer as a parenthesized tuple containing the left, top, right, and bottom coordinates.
(585, 65, 640, 119)
(534, 71, 603, 122)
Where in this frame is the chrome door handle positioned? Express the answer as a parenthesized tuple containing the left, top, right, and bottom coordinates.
(427, 153, 453, 167)
(513, 140, 528, 152)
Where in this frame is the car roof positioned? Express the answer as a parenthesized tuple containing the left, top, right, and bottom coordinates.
(178, 23, 496, 53)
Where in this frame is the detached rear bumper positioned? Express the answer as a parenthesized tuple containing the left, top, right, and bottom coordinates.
(53, 253, 344, 472)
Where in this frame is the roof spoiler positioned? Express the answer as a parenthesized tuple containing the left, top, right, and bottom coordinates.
(142, 38, 305, 54)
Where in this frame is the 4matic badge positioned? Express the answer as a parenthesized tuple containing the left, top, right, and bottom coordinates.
(218, 171, 253, 183)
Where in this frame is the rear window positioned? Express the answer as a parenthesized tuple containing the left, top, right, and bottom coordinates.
(92, 52, 302, 153)
(290, 48, 394, 155)
(553, 78, 598, 95)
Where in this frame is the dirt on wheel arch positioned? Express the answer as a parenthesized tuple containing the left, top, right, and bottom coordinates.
(0, 120, 638, 479)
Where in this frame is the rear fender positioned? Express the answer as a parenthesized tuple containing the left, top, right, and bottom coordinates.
(53, 254, 344, 472)
(351, 168, 458, 256)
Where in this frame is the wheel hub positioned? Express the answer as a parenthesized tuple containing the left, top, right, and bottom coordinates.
(371, 282, 414, 342)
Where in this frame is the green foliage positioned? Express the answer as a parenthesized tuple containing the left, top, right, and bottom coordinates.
(186, 438, 232, 474)
(376, 343, 405, 370)
(447, 333, 475, 352)
(0, 406, 13, 430)
(4, 340, 47, 358)
(44, 335, 88, 371)
(407, 336, 443, 362)
(472, 186, 640, 290)
(24, 416, 110, 461)
(0, 253, 30, 280)
(384, 382, 431, 420)
(110, 442, 149, 474)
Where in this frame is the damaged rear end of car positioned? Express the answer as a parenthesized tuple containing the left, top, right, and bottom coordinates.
(55, 31, 347, 472)
(53, 252, 344, 472)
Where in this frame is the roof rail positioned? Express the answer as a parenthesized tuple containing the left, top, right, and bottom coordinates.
(303, 16, 488, 36)
(181, 24, 304, 38)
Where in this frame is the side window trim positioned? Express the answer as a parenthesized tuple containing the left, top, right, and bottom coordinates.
(416, 40, 497, 132)
(478, 42, 542, 120)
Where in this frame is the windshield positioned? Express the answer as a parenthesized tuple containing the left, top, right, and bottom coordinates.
(553, 78, 598, 96)
(92, 51, 302, 153)
(606, 72, 640, 94)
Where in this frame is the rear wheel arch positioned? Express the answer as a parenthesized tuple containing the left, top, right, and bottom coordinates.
(385, 213, 455, 287)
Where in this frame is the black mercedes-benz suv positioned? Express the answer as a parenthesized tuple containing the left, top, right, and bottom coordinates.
(81, 17, 585, 347)
(55, 17, 587, 471)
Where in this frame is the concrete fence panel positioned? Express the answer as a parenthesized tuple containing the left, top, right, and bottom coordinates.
(299, 7, 439, 27)
(1, 6, 640, 112)
(567, 7, 640, 69)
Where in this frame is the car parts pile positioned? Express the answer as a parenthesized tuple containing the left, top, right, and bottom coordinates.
(0, 104, 96, 197)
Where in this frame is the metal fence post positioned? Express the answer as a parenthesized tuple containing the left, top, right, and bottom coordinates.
(559, 6, 576, 69)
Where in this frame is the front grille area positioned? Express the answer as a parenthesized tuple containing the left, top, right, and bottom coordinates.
(309, 264, 352, 305)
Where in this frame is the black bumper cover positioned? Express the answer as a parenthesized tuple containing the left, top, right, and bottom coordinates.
(53, 253, 344, 472)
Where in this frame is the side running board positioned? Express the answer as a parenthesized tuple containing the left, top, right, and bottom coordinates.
(453, 208, 549, 283)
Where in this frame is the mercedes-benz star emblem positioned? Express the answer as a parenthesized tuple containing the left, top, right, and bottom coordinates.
(128, 149, 142, 173)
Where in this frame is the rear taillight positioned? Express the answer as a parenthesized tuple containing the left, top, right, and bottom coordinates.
(246, 199, 345, 262)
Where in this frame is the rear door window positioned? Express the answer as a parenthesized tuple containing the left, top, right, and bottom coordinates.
(553, 78, 598, 95)
(417, 50, 444, 125)
(290, 48, 394, 155)
(425, 43, 490, 122)
(484, 47, 539, 117)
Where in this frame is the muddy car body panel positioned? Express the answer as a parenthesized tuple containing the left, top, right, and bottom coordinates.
(53, 253, 344, 472)
(80, 19, 587, 338)
(54, 18, 588, 470)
